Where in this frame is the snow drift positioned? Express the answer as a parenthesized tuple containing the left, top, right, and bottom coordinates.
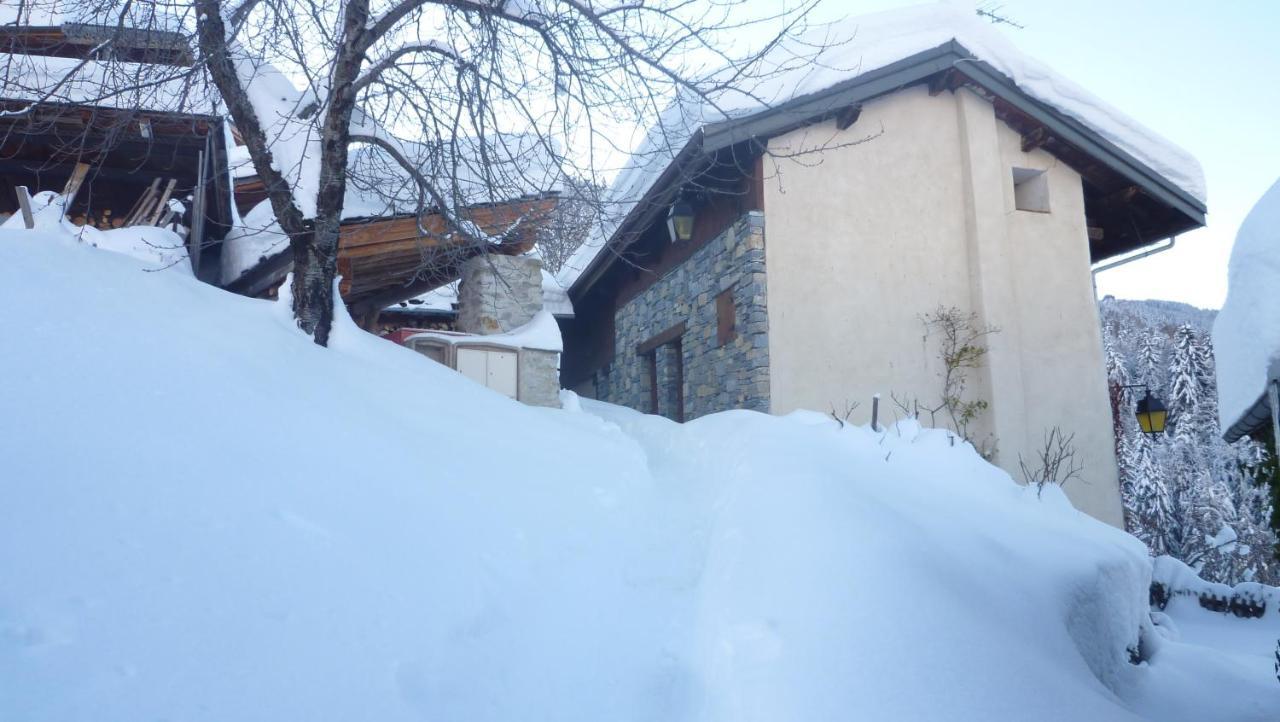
(0, 225, 1275, 720)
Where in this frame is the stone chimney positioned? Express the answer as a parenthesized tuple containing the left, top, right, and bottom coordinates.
(456, 254, 543, 334)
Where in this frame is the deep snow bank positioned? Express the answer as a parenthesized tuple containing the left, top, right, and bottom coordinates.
(0, 227, 1272, 720)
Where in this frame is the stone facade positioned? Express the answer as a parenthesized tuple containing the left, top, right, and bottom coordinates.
(594, 211, 769, 420)
(450, 253, 561, 408)
(457, 254, 542, 335)
(517, 348, 561, 408)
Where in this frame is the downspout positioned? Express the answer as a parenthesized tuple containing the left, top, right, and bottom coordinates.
(1090, 236, 1176, 296)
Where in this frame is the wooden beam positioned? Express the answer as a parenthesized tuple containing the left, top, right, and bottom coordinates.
(834, 104, 862, 131)
(637, 322, 687, 355)
(148, 178, 178, 225)
(1020, 127, 1049, 153)
(60, 162, 89, 209)
(1102, 185, 1141, 207)
(928, 69, 958, 96)
(123, 178, 161, 225)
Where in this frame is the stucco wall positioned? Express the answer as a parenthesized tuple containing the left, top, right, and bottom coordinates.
(762, 85, 1123, 526)
(593, 213, 770, 419)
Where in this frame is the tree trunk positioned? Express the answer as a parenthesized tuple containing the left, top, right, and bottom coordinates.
(288, 0, 370, 346)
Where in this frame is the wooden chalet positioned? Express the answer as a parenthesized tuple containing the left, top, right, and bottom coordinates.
(0, 21, 233, 277)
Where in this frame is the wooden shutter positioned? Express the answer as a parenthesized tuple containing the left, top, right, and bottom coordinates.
(715, 288, 736, 347)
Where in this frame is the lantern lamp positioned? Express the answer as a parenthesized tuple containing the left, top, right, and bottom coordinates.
(666, 200, 695, 242)
(1134, 389, 1168, 435)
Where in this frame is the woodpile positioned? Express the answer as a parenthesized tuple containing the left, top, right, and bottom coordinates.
(10, 162, 187, 233)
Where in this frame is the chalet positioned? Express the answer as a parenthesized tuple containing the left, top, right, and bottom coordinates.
(0, 13, 234, 271)
(2, 8, 571, 405)
(556, 5, 1207, 526)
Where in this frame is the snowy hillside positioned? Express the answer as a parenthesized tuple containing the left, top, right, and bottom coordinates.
(1, 227, 1277, 719)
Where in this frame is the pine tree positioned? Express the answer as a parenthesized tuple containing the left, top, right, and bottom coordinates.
(1137, 331, 1165, 392)
(1168, 325, 1210, 434)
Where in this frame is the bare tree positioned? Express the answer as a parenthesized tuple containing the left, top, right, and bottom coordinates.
(1019, 426, 1084, 496)
(186, 0, 831, 345)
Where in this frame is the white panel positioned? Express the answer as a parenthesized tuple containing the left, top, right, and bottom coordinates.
(486, 350, 519, 399)
(455, 348, 489, 387)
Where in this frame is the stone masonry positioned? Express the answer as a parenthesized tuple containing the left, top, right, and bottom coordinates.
(456, 254, 542, 335)
(455, 253, 561, 408)
(595, 211, 769, 419)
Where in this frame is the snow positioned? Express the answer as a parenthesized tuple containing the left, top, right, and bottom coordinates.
(1213, 178, 1280, 435)
(1127, 595, 1280, 722)
(1, 223, 1276, 719)
(386, 269, 574, 318)
(1153, 555, 1280, 614)
(223, 54, 567, 281)
(558, 0, 1206, 287)
(0, 2, 209, 115)
(0, 190, 190, 272)
(407, 309, 562, 352)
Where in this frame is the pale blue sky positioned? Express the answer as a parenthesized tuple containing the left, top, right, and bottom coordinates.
(752, 0, 1280, 309)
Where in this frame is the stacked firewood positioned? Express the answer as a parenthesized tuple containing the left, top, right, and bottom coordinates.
(11, 162, 185, 233)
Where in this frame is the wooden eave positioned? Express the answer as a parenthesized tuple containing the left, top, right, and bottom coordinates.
(0, 24, 193, 65)
(225, 196, 559, 317)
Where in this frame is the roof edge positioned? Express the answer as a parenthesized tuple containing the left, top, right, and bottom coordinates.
(570, 41, 1207, 296)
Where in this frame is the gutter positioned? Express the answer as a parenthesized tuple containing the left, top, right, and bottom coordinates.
(1090, 236, 1176, 293)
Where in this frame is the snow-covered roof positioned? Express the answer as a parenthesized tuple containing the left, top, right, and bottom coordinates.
(557, 1, 1206, 289)
(0, 0, 188, 30)
(1213, 178, 1280, 440)
(405, 309, 563, 352)
(385, 269, 574, 319)
(234, 55, 566, 221)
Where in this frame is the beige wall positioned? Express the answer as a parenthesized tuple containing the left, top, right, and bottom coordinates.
(762, 85, 1124, 527)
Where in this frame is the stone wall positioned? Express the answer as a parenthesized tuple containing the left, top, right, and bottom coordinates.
(453, 253, 562, 408)
(518, 349, 562, 408)
(594, 211, 770, 420)
(457, 254, 542, 334)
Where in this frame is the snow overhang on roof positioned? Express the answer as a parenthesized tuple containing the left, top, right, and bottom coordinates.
(560, 2, 1207, 296)
(1214, 178, 1280, 442)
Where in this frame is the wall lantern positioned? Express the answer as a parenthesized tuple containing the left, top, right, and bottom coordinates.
(667, 200, 695, 243)
(1127, 385, 1168, 435)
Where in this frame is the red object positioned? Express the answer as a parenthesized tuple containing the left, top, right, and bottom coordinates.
(383, 328, 431, 345)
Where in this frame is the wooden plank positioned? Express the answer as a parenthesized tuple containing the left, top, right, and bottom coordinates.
(637, 322, 687, 356)
(15, 186, 34, 228)
(189, 149, 205, 277)
(148, 178, 178, 225)
(60, 161, 89, 210)
(123, 178, 161, 225)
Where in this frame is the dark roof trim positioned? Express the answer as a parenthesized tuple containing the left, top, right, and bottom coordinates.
(1223, 366, 1280, 442)
(571, 129, 711, 296)
(1224, 391, 1269, 443)
(573, 41, 1207, 296)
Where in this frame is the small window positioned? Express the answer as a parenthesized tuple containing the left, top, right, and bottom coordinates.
(1012, 167, 1050, 213)
(716, 288, 736, 346)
